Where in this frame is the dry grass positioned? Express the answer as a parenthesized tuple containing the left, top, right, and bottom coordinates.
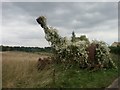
(2, 51, 53, 88)
(2, 51, 119, 88)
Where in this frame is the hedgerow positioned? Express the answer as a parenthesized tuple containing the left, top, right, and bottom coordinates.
(36, 16, 117, 69)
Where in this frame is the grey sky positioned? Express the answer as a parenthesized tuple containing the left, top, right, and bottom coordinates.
(2, 2, 118, 47)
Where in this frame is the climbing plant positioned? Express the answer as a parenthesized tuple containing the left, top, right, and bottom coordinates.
(36, 16, 117, 69)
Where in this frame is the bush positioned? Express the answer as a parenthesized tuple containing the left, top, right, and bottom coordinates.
(109, 46, 120, 54)
(36, 16, 117, 70)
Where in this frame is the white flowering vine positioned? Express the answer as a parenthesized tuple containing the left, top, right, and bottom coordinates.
(36, 16, 117, 69)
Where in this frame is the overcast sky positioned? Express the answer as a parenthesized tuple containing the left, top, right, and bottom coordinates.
(2, 2, 118, 47)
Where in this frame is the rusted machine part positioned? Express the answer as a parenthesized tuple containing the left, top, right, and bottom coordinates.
(87, 43, 97, 62)
(36, 16, 47, 29)
(37, 57, 52, 71)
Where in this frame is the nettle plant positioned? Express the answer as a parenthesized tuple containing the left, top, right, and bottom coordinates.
(36, 16, 117, 69)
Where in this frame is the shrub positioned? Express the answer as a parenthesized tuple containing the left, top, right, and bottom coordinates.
(36, 16, 117, 69)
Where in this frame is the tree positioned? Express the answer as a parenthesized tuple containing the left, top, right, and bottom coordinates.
(71, 31, 76, 42)
(79, 35, 89, 42)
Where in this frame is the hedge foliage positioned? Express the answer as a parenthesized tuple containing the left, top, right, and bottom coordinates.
(36, 16, 117, 69)
(109, 46, 120, 54)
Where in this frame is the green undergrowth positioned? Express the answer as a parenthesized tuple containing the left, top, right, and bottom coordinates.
(47, 53, 119, 88)
(51, 64, 118, 88)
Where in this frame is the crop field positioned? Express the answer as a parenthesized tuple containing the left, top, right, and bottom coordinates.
(2, 51, 119, 88)
(2, 51, 54, 88)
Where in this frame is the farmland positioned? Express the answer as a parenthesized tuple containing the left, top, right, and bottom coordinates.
(2, 51, 119, 88)
(2, 51, 53, 88)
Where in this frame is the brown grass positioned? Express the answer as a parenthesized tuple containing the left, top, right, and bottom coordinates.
(2, 51, 53, 88)
(2, 51, 119, 88)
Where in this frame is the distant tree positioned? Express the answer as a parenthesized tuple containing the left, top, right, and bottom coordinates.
(71, 31, 76, 42)
(79, 35, 89, 42)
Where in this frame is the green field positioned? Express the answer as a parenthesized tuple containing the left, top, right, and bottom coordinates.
(2, 51, 119, 88)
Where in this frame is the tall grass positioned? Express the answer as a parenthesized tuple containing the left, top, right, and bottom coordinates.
(2, 51, 53, 88)
(2, 51, 119, 88)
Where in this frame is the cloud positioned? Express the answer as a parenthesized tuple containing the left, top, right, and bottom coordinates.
(2, 2, 118, 47)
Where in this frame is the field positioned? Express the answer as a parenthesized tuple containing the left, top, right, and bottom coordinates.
(2, 51, 119, 88)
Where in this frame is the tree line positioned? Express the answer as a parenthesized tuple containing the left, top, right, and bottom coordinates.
(0, 45, 120, 54)
(0, 45, 53, 53)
